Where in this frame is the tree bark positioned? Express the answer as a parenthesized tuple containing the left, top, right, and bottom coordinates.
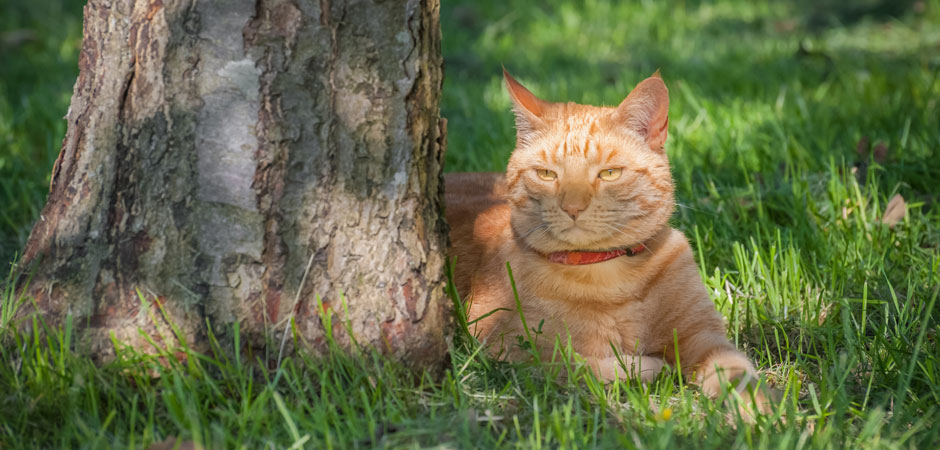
(17, 0, 449, 368)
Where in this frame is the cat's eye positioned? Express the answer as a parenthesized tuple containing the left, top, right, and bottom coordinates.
(598, 168, 623, 181)
(536, 169, 557, 181)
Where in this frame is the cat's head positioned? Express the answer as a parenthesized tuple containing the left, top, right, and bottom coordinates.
(503, 69, 674, 254)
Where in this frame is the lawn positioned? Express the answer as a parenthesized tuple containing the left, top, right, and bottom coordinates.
(2, 0, 939, 448)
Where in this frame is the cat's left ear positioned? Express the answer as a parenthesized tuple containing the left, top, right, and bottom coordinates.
(611, 72, 669, 152)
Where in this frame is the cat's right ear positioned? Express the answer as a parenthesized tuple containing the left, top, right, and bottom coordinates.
(612, 74, 670, 152)
(503, 68, 548, 141)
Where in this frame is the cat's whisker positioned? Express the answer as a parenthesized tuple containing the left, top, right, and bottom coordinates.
(598, 224, 656, 256)
(674, 201, 716, 216)
(605, 221, 642, 234)
(602, 223, 640, 240)
(532, 228, 552, 243)
(521, 224, 545, 236)
(519, 224, 549, 240)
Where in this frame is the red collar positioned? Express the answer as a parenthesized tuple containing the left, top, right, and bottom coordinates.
(543, 243, 647, 265)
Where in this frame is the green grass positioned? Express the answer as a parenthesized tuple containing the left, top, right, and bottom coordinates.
(2, 0, 940, 448)
(0, 0, 84, 264)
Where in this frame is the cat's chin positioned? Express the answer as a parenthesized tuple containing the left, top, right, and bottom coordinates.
(525, 238, 636, 255)
(512, 217, 658, 254)
(532, 229, 648, 254)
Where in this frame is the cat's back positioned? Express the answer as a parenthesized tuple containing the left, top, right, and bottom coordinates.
(444, 172, 507, 203)
(444, 172, 512, 295)
(444, 172, 509, 225)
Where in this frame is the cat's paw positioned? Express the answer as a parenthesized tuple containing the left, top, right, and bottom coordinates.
(592, 355, 665, 382)
(698, 354, 775, 423)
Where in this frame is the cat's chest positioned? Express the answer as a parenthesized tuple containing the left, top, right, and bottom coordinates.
(469, 243, 670, 358)
(503, 248, 655, 305)
(519, 296, 651, 356)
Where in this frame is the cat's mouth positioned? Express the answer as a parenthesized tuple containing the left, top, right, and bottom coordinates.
(541, 244, 646, 265)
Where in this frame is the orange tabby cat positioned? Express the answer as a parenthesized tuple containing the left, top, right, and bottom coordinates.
(446, 70, 768, 414)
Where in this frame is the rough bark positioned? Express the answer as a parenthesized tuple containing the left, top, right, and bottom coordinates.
(17, 0, 449, 368)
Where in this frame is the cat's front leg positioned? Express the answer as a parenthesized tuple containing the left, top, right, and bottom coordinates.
(692, 343, 773, 421)
(589, 354, 665, 382)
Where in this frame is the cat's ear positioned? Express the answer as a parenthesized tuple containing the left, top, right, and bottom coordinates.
(503, 68, 549, 141)
(612, 73, 669, 151)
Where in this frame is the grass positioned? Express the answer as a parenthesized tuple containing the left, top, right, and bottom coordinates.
(2, 0, 939, 448)
(0, 0, 84, 264)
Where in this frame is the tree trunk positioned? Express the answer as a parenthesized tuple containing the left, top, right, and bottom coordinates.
(17, 0, 449, 368)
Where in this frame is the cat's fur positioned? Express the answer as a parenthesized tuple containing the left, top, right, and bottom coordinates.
(445, 70, 768, 413)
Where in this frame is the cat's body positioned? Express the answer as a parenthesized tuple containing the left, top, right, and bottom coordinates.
(446, 71, 768, 412)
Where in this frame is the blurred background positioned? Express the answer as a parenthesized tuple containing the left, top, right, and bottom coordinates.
(0, 0, 84, 265)
(1, 0, 938, 266)
(440, 0, 938, 177)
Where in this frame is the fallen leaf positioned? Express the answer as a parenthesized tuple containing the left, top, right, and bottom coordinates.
(881, 194, 906, 227)
(774, 19, 796, 33)
(0, 29, 36, 48)
(872, 141, 889, 163)
(853, 137, 870, 184)
(856, 136, 870, 157)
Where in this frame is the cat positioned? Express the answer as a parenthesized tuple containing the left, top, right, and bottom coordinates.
(445, 70, 770, 416)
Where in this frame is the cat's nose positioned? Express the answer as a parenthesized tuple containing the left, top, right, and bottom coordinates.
(560, 186, 591, 220)
(562, 201, 588, 220)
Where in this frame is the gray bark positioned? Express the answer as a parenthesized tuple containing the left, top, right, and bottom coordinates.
(18, 0, 449, 368)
